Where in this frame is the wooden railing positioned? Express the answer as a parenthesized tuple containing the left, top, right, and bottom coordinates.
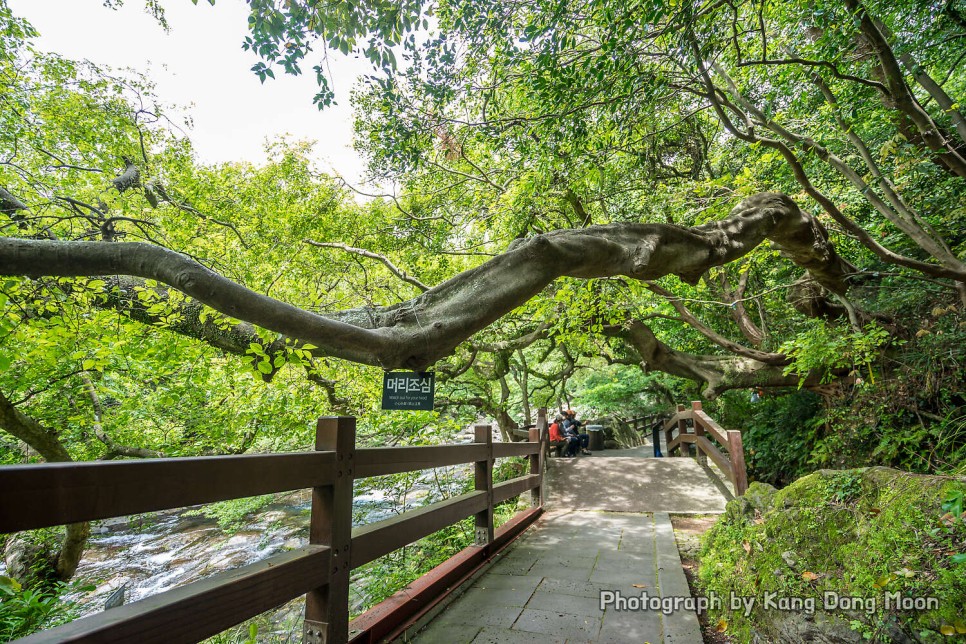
(625, 415, 657, 435)
(663, 401, 748, 496)
(625, 413, 667, 456)
(0, 417, 545, 643)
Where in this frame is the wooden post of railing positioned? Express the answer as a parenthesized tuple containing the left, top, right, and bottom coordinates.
(474, 423, 495, 546)
(531, 407, 547, 506)
(305, 416, 355, 644)
(728, 429, 749, 496)
(692, 401, 707, 466)
(670, 404, 686, 456)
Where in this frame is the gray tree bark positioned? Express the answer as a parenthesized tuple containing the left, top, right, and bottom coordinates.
(0, 391, 89, 584)
(0, 192, 856, 372)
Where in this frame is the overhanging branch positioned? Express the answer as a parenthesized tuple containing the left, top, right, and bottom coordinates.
(1, 192, 855, 370)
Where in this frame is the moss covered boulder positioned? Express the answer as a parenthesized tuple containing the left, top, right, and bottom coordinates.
(589, 415, 644, 449)
(698, 468, 966, 642)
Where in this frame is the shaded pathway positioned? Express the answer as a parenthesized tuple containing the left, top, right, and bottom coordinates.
(546, 455, 729, 513)
(409, 452, 728, 643)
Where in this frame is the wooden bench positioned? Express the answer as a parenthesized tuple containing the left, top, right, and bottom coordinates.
(548, 439, 568, 458)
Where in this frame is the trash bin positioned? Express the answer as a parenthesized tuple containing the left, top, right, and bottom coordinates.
(587, 425, 604, 451)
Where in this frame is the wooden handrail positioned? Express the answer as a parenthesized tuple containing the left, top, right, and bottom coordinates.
(354, 444, 489, 477)
(661, 401, 748, 496)
(493, 474, 542, 505)
(693, 409, 728, 445)
(2, 413, 546, 644)
(0, 452, 338, 533)
(351, 491, 489, 568)
(15, 546, 332, 644)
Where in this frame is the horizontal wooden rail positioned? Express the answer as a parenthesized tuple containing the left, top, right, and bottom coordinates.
(693, 410, 727, 445)
(348, 507, 543, 644)
(663, 410, 691, 432)
(492, 442, 541, 458)
(354, 444, 488, 478)
(19, 545, 331, 644)
(492, 474, 541, 505)
(666, 432, 695, 453)
(350, 491, 488, 568)
(0, 452, 337, 533)
(4, 411, 549, 644)
(696, 436, 732, 475)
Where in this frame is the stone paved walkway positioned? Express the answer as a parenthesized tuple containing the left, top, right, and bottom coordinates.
(546, 456, 730, 513)
(409, 510, 705, 643)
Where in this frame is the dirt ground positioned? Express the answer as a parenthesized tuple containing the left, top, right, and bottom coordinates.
(670, 515, 734, 644)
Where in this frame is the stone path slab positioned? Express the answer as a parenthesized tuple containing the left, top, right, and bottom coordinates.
(546, 456, 728, 514)
(410, 511, 703, 644)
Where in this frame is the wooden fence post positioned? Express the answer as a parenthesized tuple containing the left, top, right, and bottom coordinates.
(305, 417, 355, 644)
(474, 423, 495, 546)
(669, 404, 686, 456)
(691, 401, 707, 465)
(531, 407, 547, 506)
(727, 430, 749, 496)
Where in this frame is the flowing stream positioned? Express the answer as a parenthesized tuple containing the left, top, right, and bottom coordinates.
(55, 462, 475, 641)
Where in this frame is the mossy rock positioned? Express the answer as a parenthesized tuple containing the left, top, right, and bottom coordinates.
(590, 416, 643, 449)
(698, 467, 966, 643)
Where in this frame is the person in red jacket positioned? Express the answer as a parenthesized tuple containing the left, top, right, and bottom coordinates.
(549, 415, 577, 457)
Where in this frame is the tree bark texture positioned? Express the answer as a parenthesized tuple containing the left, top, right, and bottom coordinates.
(0, 391, 89, 583)
(0, 192, 853, 371)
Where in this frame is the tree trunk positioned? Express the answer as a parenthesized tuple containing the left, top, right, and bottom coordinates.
(0, 391, 89, 586)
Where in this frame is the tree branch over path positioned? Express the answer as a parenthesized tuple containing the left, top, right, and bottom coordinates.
(304, 239, 429, 291)
(608, 320, 808, 399)
(0, 192, 854, 371)
(645, 283, 789, 365)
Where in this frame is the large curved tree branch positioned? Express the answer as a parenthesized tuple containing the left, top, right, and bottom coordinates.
(0, 192, 854, 370)
(610, 320, 810, 399)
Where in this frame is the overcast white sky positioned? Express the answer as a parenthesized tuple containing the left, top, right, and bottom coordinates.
(7, 0, 371, 185)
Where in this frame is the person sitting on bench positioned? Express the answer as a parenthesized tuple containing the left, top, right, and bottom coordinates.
(549, 415, 577, 457)
(563, 409, 591, 455)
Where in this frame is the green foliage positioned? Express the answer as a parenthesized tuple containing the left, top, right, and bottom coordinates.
(825, 471, 864, 504)
(570, 363, 682, 418)
(699, 470, 966, 642)
(717, 390, 824, 487)
(0, 576, 89, 640)
(779, 321, 893, 386)
(242, 0, 426, 107)
(939, 487, 966, 566)
(183, 495, 277, 535)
